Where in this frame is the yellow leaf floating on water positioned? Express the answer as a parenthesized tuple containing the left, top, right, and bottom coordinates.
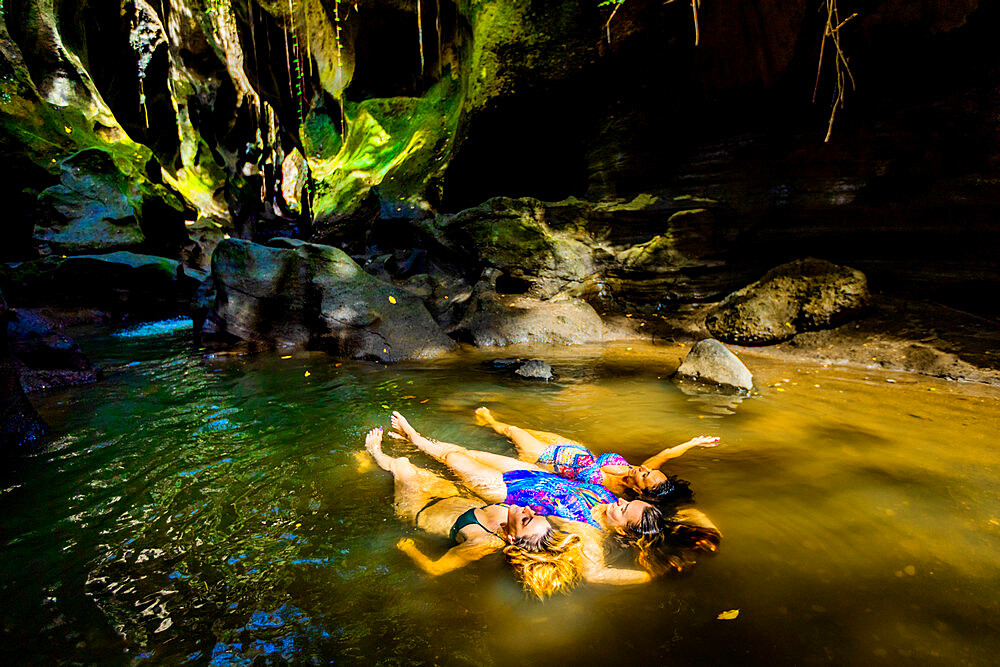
(420, 399, 430, 404)
(281, 355, 292, 359)
(304, 371, 311, 377)
(388, 295, 397, 304)
(402, 395, 416, 399)
(716, 609, 740, 620)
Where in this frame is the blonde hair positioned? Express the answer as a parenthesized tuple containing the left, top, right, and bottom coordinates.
(503, 529, 584, 599)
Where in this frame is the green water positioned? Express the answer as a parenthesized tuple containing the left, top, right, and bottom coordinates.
(2, 323, 999, 665)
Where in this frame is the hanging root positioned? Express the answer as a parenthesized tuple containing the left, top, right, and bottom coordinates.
(813, 0, 857, 142)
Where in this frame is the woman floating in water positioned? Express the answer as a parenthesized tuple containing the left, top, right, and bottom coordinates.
(388, 411, 719, 579)
(364, 427, 584, 598)
(474, 407, 719, 505)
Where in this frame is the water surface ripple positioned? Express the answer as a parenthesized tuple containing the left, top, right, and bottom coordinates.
(2, 327, 999, 664)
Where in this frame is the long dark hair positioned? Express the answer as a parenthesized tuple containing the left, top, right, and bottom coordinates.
(632, 507, 723, 576)
(635, 474, 693, 505)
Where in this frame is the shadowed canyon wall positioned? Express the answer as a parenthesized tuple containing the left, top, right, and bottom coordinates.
(1, 0, 997, 313)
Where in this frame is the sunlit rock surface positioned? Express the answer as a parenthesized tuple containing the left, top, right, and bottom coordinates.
(706, 258, 871, 345)
(674, 338, 753, 392)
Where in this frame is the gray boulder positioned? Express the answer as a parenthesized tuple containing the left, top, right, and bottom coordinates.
(705, 258, 870, 345)
(7, 309, 99, 392)
(205, 238, 456, 361)
(515, 360, 555, 381)
(453, 288, 606, 347)
(421, 197, 604, 299)
(1, 252, 205, 317)
(674, 338, 753, 392)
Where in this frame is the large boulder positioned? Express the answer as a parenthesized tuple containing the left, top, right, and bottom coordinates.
(7, 309, 99, 392)
(452, 287, 606, 347)
(0, 252, 205, 318)
(205, 238, 456, 361)
(705, 258, 871, 345)
(35, 149, 147, 254)
(422, 197, 606, 299)
(674, 338, 754, 392)
(1, 296, 47, 453)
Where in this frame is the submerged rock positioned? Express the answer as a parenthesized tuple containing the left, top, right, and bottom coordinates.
(205, 238, 455, 361)
(514, 360, 555, 381)
(706, 258, 870, 345)
(674, 338, 754, 392)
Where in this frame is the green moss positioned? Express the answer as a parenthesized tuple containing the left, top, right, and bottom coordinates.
(306, 78, 463, 218)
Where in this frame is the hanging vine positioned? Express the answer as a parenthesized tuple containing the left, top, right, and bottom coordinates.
(600, 0, 700, 46)
(333, 0, 347, 136)
(813, 0, 857, 142)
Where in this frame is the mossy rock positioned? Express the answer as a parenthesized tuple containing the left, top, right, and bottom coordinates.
(705, 258, 871, 345)
(206, 238, 455, 360)
(428, 196, 600, 298)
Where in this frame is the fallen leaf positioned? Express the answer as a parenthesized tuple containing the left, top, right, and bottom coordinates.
(402, 395, 416, 399)
(388, 295, 397, 304)
(335, 363, 342, 367)
(304, 371, 311, 377)
(717, 609, 740, 620)
(281, 355, 292, 360)
(420, 399, 430, 404)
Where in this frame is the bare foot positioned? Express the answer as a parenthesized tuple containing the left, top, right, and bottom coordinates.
(365, 427, 392, 471)
(390, 411, 419, 441)
(474, 406, 497, 427)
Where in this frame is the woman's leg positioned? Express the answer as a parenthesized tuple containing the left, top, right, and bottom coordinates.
(391, 412, 535, 473)
(474, 407, 583, 460)
(364, 428, 460, 518)
(390, 413, 524, 503)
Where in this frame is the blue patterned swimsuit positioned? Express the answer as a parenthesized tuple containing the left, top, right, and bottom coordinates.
(503, 469, 616, 528)
(536, 444, 630, 486)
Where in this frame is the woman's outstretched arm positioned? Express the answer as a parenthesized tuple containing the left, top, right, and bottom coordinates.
(579, 539, 651, 585)
(564, 525, 652, 586)
(396, 537, 499, 576)
(640, 436, 720, 470)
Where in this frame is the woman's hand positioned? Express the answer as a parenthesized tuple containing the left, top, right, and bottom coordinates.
(690, 436, 720, 448)
(396, 537, 417, 553)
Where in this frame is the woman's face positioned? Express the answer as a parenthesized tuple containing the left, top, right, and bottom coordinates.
(503, 504, 550, 543)
(624, 466, 668, 492)
(604, 497, 653, 532)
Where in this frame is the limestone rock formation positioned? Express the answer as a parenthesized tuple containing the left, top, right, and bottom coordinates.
(705, 259, 871, 345)
(422, 197, 606, 299)
(452, 288, 606, 348)
(1, 252, 205, 318)
(205, 238, 455, 361)
(674, 338, 753, 392)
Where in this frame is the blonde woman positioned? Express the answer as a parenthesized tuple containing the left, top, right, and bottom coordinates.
(364, 427, 583, 598)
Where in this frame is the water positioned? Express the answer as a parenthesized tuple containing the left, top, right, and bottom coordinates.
(2, 322, 999, 665)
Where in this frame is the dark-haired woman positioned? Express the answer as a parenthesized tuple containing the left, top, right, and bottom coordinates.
(474, 407, 719, 505)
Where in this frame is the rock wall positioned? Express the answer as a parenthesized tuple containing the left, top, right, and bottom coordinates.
(1, 0, 997, 316)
